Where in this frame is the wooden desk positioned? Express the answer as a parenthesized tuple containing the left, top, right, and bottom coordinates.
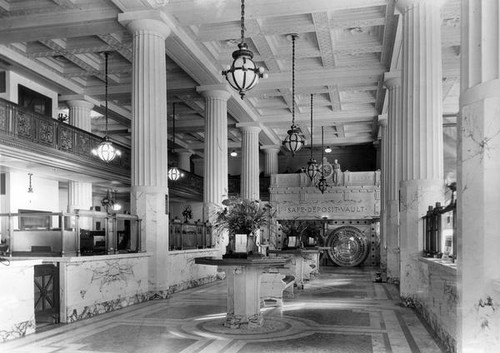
(195, 256, 286, 328)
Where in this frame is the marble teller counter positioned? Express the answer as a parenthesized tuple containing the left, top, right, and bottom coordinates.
(0, 258, 42, 342)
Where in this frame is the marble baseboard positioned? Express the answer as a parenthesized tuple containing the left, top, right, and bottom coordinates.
(148, 275, 223, 301)
(66, 292, 149, 323)
(414, 299, 456, 353)
(0, 318, 36, 343)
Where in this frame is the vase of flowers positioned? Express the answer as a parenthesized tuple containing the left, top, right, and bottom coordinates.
(213, 197, 275, 258)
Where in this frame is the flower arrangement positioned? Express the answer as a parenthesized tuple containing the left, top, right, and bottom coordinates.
(213, 197, 275, 236)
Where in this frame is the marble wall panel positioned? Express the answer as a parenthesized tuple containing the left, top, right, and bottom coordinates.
(60, 255, 149, 323)
(405, 259, 457, 353)
(0, 260, 40, 342)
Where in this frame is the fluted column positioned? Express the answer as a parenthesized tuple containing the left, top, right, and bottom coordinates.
(119, 11, 171, 295)
(63, 97, 97, 213)
(66, 99, 94, 131)
(378, 116, 388, 279)
(458, 1, 500, 352)
(196, 84, 231, 213)
(396, 0, 445, 296)
(384, 74, 402, 283)
(177, 151, 192, 172)
(260, 145, 280, 176)
(239, 124, 261, 200)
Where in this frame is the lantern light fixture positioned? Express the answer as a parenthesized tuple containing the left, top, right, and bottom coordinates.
(325, 146, 332, 153)
(282, 34, 305, 155)
(303, 94, 319, 181)
(101, 189, 115, 213)
(316, 126, 329, 194)
(92, 52, 121, 163)
(230, 149, 238, 157)
(222, 0, 267, 99)
(112, 190, 122, 211)
(168, 103, 184, 181)
(27, 173, 34, 194)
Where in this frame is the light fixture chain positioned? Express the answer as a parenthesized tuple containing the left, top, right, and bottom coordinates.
(105, 52, 109, 136)
(172, 102, 176, 153)
(292, 34, 296, 125)
(310, 94, 314, 158)
(240, 0, 245, 43)
(321, 126, 324, 173)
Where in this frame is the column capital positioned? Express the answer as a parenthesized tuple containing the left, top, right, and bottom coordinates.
(396, 0, 445, 13)
(176, 150, 192, 157)
(118, 10, 172, 39)
(378, 115, 388, 127)
(260, 145, 281, 153)
(236, 123, 261, 133)
(197, 84, 232, 100)
(384, 72, 401, 89)
(59, 95, 100, 109)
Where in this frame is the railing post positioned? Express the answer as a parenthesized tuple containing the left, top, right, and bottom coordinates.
(75, 212, 81, 256)
(60, 213, 65, 256)
(137, 219, 142, 252)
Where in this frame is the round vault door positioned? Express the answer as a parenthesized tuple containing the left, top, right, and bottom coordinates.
(326, 226, 369, 267)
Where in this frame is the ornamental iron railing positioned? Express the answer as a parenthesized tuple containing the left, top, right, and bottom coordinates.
(0, 98, 130, 171)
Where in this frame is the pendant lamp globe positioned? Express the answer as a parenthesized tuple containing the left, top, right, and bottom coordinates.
(168, 103, 184, 181)
(282, 34, 305, 155)
(92, 52, 121, 163)
(303, 94, 319, 181)
(222, 0, 267, 99)
(316, 126, 329, 194)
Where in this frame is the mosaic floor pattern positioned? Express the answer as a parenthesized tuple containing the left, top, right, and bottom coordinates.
(1, 267, 445, 353)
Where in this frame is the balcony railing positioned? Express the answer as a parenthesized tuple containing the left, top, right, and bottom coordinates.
(169, 218, 213, 251)
(0, 98, 130, 172)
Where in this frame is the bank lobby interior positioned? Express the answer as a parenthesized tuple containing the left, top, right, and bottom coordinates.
(0, 0, 499, 352)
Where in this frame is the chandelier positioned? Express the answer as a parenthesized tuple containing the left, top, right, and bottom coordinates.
(317, 126, 329, 194)
(282, 34, 305, 155)
(303, 94, 319, 181)
(92, 52, 121, 162)
(168, 103, 184, 181)
(222, 0, 266, 99)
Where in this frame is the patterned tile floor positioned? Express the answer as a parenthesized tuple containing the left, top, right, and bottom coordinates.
(1, 266, 445, 353)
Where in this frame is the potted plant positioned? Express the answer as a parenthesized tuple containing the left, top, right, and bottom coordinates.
(213, 197, 275, 258)
(279, 219, 309, 249)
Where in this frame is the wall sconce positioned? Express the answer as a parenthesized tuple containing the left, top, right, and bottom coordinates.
(27, 173, 37, 203)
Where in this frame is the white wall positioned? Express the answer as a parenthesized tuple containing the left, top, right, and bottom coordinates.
(9, 171, 59, 213)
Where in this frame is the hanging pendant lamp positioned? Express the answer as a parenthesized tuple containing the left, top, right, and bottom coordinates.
(222, 0, 267, 99)
(282, 34, 305, 156)
(303, 94, 319, 181)
(92, 52, 121, 163)
(168, 103, 184, 181)
(317, 126, 329, 194)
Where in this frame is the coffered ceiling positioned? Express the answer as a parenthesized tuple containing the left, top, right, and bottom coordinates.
(0, 0, 460, 169)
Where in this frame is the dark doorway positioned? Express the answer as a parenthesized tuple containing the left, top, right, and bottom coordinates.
(34, 264, 60, 325)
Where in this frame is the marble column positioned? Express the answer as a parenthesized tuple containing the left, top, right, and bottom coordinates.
(238, 124, 261, 200)
(119, 11, 171, 296)
(458, 1, 500, 351)
(396, 0, 444, 295)
(378, 116, 388, 280)
(196, 84, 231, 216)
(260, 145, 280, 176)
(177, 151, 192, 172)
(384, 73, 402, 283)
(63, 97, 97, 213)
